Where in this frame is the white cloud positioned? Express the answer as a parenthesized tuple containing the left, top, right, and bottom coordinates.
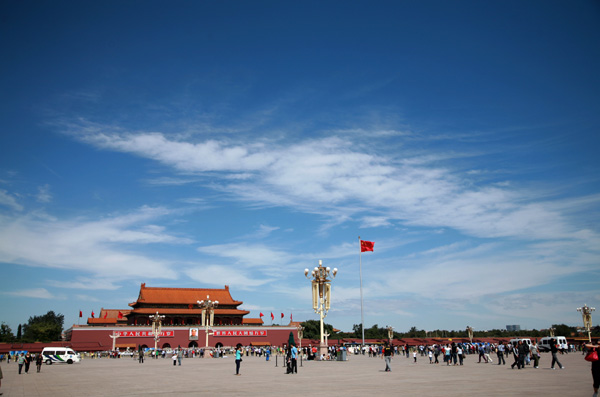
(0, 206, 187, 280)
(0, 190, 23, 211)
(184, 265, 275, 290)
(36, 184, 52, 203)
(59, 122, 596, 245)
(6, 288, 57, 299)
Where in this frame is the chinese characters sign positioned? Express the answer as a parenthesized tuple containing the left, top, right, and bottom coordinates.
(114, 330, 174, 338)
(213, 330, 267, 337)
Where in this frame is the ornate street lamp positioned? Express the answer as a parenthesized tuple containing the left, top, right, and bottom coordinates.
(198, 295, 219, 349)
(549, 327, 555, 337)
(387, 326, 394, 345)
(304, 260, 337, 360)
(297, 325, 304, 353)
(467, 326, 473, 344)
(149, 311, 165, 358)
(577, 304, 596, 342)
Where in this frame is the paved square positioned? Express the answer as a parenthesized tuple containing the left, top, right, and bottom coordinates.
(0, 351, 593, 396)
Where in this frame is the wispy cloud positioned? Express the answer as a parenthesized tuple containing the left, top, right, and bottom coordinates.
(57, 120, 597, 246)
(6, 288, 58, 299)
(0, 206, 188, 281)
(0, 190, 23, 211)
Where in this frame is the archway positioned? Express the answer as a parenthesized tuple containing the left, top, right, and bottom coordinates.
(162, 343, 171, 350)
(215, 342, 223, 349)
(188, 341, 198, 348)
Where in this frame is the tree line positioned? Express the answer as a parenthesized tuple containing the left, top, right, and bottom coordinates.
(0, 311, 64, 343)
(300, 321, 600, 341)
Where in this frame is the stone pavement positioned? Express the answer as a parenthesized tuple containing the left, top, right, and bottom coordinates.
(0, 352, 593, 396)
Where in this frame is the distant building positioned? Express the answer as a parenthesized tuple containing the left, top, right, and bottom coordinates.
(506, 325, 521, 332)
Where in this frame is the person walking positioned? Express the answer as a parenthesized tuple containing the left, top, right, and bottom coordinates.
(35, 353, 43, 372)
(584, 341, 599, 397)
(17, 353, 25, 374)
(291, 343, 298, 374)
(235, 345, 242, 376)
(0, 363, 3, 396)
(530, 342, 540, 369)
(177, 348, 183, 366)
(24, 352, 32, 374)
(383, 343, 393, 371)
(550, 338, 564, 369)
(510, 342, 521, 369)
(497, 343, 506, 365)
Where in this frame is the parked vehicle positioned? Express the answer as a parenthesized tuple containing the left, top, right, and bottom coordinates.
(41, 347, 81, 364)
(538, 336, 568, 352)
(509, 338, 532, 347)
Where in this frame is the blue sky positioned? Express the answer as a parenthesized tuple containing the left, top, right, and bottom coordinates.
(1, 0, 599, 334)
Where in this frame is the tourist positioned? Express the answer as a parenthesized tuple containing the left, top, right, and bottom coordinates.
(413, 349, 417, 363)
(383, 343, 393, 371)
(172, 350, 177, 366)
(235, 345, 242, 376)
(24, 352, 32, 373)
(457, 344, 464, 365)
(17, 353, 25, 374)
(530, 342, 540, 368)
(584, 341, 599, 397)
(0, 363, 3, 395)
(291, 343, 298, 374)
(550, 338, 564, 370)
(428, 349, 433, 364)
(35, 353, 43, 372)
(510, 341, 521, 369)
(478, 344, 487, 363)
(177, 348, 183, 366)
(497, 342, 506, 365)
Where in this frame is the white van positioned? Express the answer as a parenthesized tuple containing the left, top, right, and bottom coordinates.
(538, 336, 568, 352)
(509, 338, 532, 348)
(41, 347, 81, 364)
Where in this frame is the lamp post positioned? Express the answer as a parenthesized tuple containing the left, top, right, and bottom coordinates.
(549, 327, 555, 337)
(109, 331, 119, 352)
(577, 304, 596, 342)
(387, 326, 394, 346)
(198, 295, 219, 349)
(304, 260, 337, 360)
(149, 311, 165, 359)
(297, 325, 304, 353)
(467, 326, 473, 344)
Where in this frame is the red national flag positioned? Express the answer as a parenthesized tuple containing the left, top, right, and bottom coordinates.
(91, 311, 95, 318)
(118, 311, 123, 319)
(290, 312, 293, 322)
(79, 310, 82, 318)
(259, 312, 264, 317)
(360, 240, 375, 252)
(270, 312, 274, 320)
(281, 313, 284, 319)
(104, 312, 108, 319)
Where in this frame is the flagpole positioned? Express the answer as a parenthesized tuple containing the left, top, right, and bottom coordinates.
(359, 236, 365, 347)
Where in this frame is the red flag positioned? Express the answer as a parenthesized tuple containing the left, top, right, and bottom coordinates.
(104, 312, 108, 319)
(360, 240, 375, 252)
(290, 312, 293, 322)
(259, 312, 264, 317)
(281, 313, 284, 319)
(118, 311, 123, 319)
(91, 311, 95, 318)
(270, 312, 274, 320)
(79, 310, 82, 318)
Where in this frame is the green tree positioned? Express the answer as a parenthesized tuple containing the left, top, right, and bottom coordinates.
(551, 324, 574, 337)
(300, 320, 334, 340)
(0, 322, 15, 342)
(22, 311, 64, 342)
